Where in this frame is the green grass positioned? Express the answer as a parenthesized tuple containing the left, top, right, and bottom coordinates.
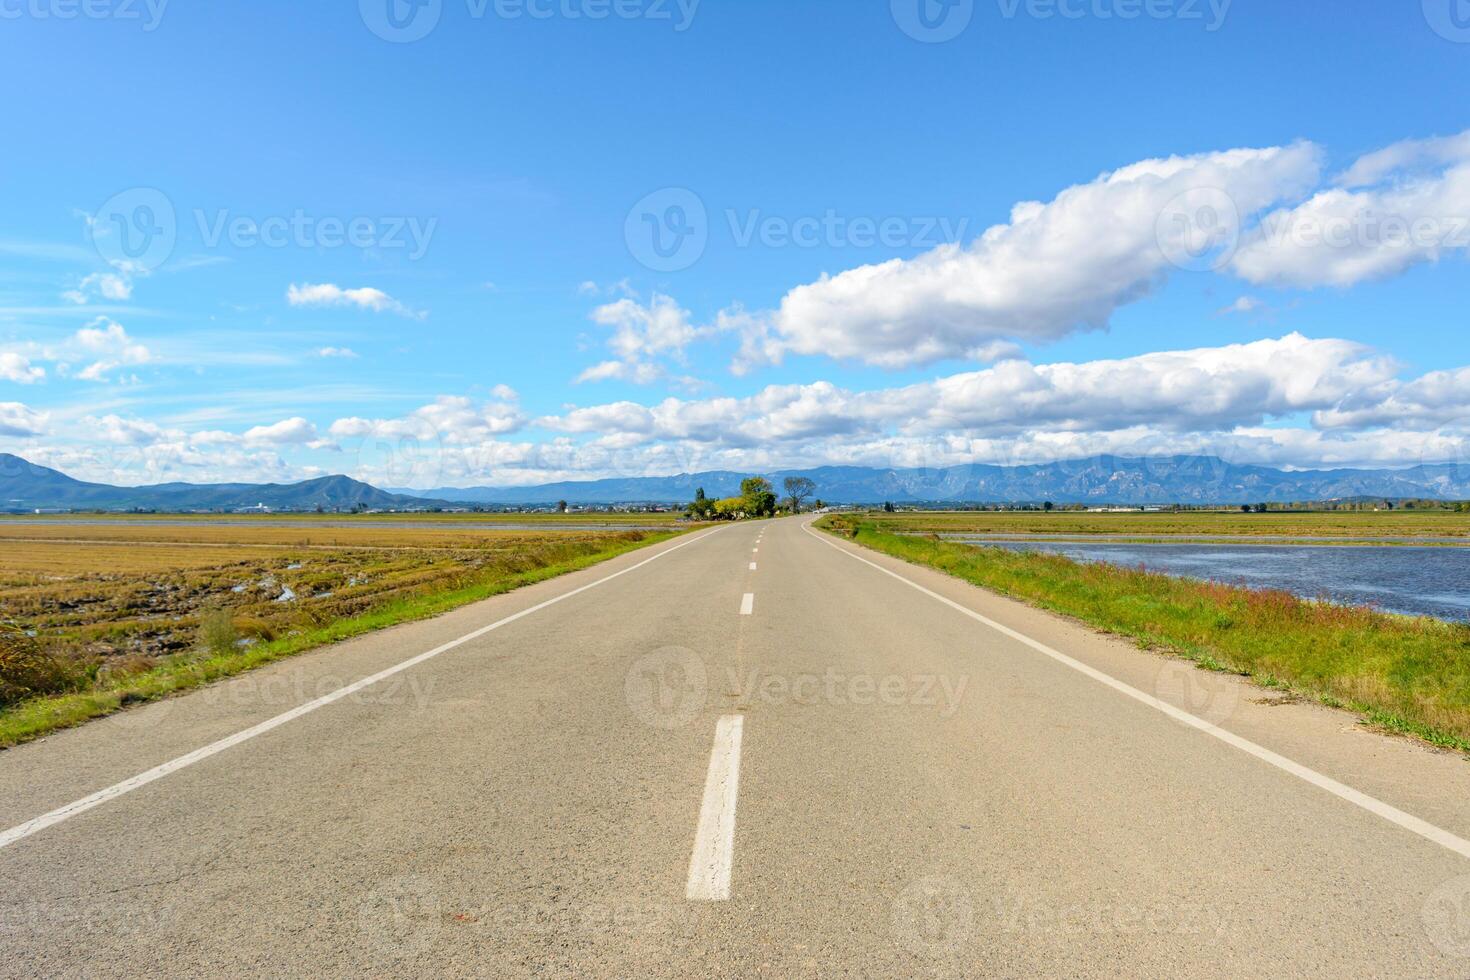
(0, 529, 685, 748)
(819, 516, 1470, 753)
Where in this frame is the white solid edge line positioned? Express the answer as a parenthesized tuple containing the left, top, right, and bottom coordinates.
(686, 714, 744, 901)
(0, 527, 726, 853)
(740, 593, 755, 616)
(803, 523, 1470, 863)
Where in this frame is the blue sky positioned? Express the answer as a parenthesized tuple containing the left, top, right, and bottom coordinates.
(1, 0, 1468, 489)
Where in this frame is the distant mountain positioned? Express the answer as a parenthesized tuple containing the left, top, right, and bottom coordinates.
(4, 452, 1467, 513)
(0, 455, 455, 512)
(398, 456, 1470, 506)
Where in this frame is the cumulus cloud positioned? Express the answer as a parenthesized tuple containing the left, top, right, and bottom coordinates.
(746, 144, 1321, 369)
(330, 394, 524, 446)
(69, 318, 152, 382)
(0, 353, 44, 384)
(286, 283, 425, 319)
(244, 417, 320, 445)
(577, 292, 706, 384)
(1231, 129, 1470, 288)
(0, 402, 47, 438)
(552, 334, 1397, 448)
(62, 271, 133, 305)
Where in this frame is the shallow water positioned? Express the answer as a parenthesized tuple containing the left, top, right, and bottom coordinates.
(970, 540, 1470, 622)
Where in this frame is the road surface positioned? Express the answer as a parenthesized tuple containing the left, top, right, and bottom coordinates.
(3, 517, 1470, 977)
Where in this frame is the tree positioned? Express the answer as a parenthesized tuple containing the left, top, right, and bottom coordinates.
(883, 501, 896, 513)
(687, 487, 715, 520)
(1043, 501, 1054, 512)
(783, 476, 816, 514)
(740, 477, 777, 517)
(556, 500, 568, 513)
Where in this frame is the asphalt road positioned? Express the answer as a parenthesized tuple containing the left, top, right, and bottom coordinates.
(4, 517, 1470, 978)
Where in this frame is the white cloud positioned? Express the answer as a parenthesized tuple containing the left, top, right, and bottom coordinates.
(0, 402, 47, 438)
(0, 353, 44, 384)
(316, 346, 359, 359)
(1216, 296, 1263, 316)
(244, 417, 320, 445)
(286, 283, 425, 319)
(752, 144, 1321, 368)
(63, 271, 133, 305)
(552, 334, 1395, 448)
(89, 414, 175, 446)
(69, 318, 152, 382)
(1231, 129, 1470, 288)
(329, 395, 524, 446)
(577, 292, 706, 384)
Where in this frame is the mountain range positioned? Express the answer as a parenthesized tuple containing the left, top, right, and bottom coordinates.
(407, 455, 1470, 505)
(3, 453, 1468, 512)
(0, 454, 448, 512)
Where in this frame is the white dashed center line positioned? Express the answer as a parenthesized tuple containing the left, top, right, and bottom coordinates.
(686, 714, 744, 902)
(739, 593, 754, 615)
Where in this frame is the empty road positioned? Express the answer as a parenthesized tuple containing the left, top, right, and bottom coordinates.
(4, 518, 1470, 977)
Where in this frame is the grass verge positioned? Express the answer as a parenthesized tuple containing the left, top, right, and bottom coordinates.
(819, 516, 1470, 754)
(0, 529, 686, 748)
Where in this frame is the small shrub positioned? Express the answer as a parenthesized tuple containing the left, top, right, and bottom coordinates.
(197, 609, 240, 657)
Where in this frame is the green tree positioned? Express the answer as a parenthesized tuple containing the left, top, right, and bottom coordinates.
(740, 477, 776, 517)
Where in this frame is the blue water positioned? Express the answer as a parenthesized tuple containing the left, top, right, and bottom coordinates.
(969, 541, 1470, 622)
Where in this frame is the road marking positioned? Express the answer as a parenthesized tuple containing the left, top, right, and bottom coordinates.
(686, 714, 744, 902)
(749, 562, 757, 571)
(804, 523, 1470, 863)
(0, 527, 725, 853)
(740, 593, 755, 615)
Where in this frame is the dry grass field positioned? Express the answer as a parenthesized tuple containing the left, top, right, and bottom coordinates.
(0, 517, 688, 744)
